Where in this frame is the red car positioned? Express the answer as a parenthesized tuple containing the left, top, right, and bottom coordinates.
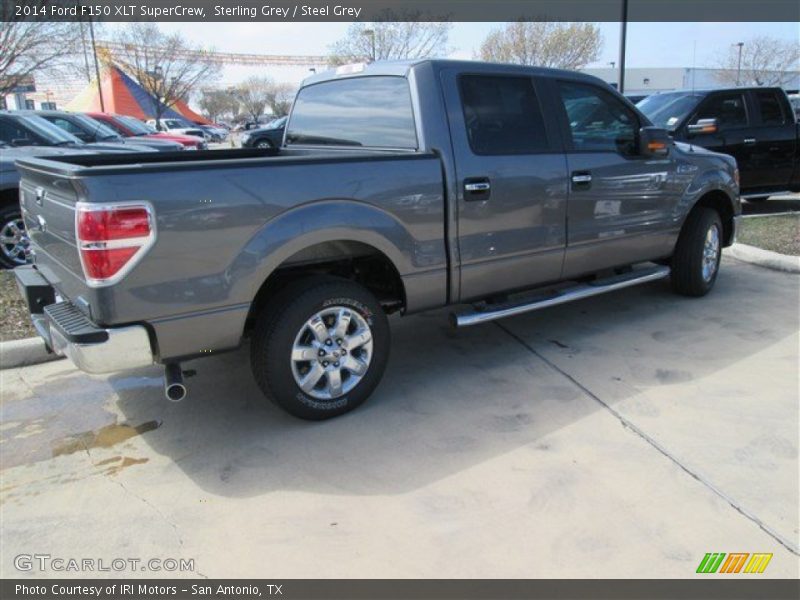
(86, 113, 207, 150)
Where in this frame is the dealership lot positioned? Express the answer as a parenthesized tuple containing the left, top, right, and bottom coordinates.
(0, 257, 798, 578)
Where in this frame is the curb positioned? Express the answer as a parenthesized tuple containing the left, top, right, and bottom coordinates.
(0, 337, 64, 370)
(724, 243, 800, 274)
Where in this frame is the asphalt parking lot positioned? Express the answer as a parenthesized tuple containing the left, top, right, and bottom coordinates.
(1, 256, 798, 579)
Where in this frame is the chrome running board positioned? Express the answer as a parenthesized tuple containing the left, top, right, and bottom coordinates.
(452, 265, 671, 327)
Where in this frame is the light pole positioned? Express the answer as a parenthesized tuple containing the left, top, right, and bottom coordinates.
(735, 42, 744, 86)
(363, 29, 376, 63)
(88, 18, 104, 111)
(618, 0, 628, 93)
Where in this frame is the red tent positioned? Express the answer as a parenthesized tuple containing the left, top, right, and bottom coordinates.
(66, 66, 212, 124)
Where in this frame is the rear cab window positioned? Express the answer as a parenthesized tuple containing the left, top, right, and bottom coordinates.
(754, 90, 787, 125)
(286, 76, 417, 149)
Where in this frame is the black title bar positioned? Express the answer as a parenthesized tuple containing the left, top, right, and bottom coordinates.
(3, 579, 800, 600)
(2, 0, 799, 22)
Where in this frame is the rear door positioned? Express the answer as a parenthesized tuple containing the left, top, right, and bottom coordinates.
(552, 79, 681, 278)
(747, 89, 796, 190)
(441, 70, 568, 301)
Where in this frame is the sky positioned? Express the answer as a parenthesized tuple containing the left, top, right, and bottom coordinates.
(128, 21, 799, 87)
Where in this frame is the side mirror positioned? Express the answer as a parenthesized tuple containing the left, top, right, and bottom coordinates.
(687, 118, 719, 136)
(639, 126, 671, 157)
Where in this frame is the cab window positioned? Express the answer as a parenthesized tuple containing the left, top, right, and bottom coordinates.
(693, 93, 748, 129)
(557, 81, 638, 155)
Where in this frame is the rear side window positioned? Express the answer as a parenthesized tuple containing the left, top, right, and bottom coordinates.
(287, 76, 417, 149)
(695, 93, 748, 128)
(755, 91, 786, 125)
(0, 118, 38, 145)
(459, 75, 549, 155)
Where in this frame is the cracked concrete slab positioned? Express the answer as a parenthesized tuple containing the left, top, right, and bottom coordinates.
(0, 258, 797, 579)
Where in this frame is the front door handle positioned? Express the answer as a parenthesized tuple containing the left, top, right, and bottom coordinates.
(464, 177, 491, 201)
(743, 138, 757, 145)
(571, 171, 592, 190)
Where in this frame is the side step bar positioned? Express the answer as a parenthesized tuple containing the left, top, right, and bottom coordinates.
(452, 265, 671, 327)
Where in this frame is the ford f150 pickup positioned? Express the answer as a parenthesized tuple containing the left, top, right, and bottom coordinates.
(14, 60, 741, 420)
(637, 86, 800, 201)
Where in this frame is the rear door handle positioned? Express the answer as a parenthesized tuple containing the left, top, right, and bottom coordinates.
(571, 171, 592, 190)
(464, 177, 491, 201)
(744, 138, 756, 145)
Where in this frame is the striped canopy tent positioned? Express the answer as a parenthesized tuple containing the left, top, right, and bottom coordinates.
(66, 66, 211, 124)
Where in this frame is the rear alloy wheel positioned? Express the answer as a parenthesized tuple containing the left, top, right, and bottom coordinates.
(250, 277, 390, 420)
(0, 205, 29, 268)
(255, 140, 273, 149)
(671, 207, 723, 297)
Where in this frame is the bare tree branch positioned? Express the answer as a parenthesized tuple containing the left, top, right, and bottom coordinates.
(0, 7, 86, 96)
(328, 11, 452, 66)
(714, 36, 800, 87)
(478, 22, 603, 71)
(110, 23, 221, 122)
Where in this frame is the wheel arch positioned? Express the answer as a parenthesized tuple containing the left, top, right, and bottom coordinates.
(690, 189, 736, 247)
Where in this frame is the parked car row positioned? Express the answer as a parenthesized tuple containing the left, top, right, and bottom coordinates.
(0, 109, 210, 267)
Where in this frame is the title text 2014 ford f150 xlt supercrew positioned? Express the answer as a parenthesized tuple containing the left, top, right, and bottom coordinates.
(14, 60, 741, 420)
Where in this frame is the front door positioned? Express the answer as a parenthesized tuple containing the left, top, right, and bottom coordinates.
(441, 70, 568, 302)
(552, 80, 682, 278)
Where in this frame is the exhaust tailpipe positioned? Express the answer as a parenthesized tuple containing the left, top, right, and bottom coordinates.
(164, 363, 187, 402)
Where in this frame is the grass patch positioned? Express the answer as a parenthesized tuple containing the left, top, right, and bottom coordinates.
(737, 214, 800, 256)
(0, 270, 35, 342)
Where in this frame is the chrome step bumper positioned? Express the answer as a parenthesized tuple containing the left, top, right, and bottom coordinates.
(452, 265, 671, 327)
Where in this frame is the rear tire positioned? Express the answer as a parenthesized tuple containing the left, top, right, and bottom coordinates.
(250, 276, 390, 420)
(671, 207, 723, 297)
(0, 203, 27, 269)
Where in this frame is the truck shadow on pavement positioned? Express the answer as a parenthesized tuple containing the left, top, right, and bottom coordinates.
(94, 259, 799, 498)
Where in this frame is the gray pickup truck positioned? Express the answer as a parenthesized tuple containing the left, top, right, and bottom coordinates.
(14, 60, 740, 420)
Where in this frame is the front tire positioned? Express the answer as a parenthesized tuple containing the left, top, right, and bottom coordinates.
(671, 207, 723, 297)
(250, 277, 390, 420)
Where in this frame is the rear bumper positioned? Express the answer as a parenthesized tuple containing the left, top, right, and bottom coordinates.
(15, 266, 154, 374)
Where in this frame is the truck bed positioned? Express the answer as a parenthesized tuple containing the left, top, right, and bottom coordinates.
(16, 147, 448, 360)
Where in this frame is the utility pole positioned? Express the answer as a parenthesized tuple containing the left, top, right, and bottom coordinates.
(618, 0, 628, 93)
(363, 29, 376, 62)
(88, 19, 104, 111)
(735, 42, 744, 86)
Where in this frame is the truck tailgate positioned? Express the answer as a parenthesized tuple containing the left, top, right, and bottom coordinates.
(18, 164, 86, 298)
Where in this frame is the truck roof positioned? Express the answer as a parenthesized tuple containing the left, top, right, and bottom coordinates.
(302, 58, 610, 88)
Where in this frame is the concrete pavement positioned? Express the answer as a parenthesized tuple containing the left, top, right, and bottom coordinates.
(1, 257, 798, 578)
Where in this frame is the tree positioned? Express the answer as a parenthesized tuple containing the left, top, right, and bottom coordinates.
(266, 83, 295, 117)
(110, 23, 221, 123)
(0, 14, 84, 96)
(328, 12, 452, 66)
(197, 89, 239, 123)
(478, 22, 603, 70)
(235, 76, 273, 122)
(715, 36, 800, 87)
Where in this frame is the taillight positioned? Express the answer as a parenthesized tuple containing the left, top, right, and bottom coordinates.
(76, 203, 155, 285)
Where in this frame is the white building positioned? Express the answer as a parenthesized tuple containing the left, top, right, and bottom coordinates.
(582, 67, 800, 95)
